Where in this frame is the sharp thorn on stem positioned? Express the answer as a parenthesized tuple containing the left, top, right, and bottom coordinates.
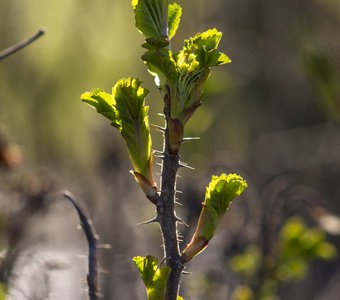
(179, 161, 195, 170)
(175, 216, 189, 227)
(182, 137, 201, 142)
(182, 270, 191, 275)
(151, 123, 166, 131)
(153, 149, 163, 154)
(137, 216, 159, 225)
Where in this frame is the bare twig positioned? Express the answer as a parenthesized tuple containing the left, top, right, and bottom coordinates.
(0, 28, 45, 61)
(63, 191, 99, 300)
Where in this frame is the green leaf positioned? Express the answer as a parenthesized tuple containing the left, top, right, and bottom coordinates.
(112, 78, 152, 179)
(182, 173, 247, 262)
(133, 256, 171, 300)
(81, 78, 156, 196)
(132, 0, 168, 38)
(201, 173, 248, 240)
(142, 48, 178, 87)
(170, 28, 231, 124)
(168, 3, 182, 39)
(81, 89, 120, 128)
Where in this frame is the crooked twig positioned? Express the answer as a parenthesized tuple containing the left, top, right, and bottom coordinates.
(0, 28, 45, 61)
(63, 191, 99, 300)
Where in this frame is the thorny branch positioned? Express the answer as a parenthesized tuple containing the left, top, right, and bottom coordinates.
(64, 191, 99, 300)
(157, 89, 184, 300)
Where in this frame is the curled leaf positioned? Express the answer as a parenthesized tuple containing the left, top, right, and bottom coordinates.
(182, 173, 247, 262)
(81, 78, 157, 197)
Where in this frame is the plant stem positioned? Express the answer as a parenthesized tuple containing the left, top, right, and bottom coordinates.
(64, 191, 99, 300)
(157, 89, 184, 300)
(0, 28, 45, 61)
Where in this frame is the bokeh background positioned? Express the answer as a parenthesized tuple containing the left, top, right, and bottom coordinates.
(1, 0, 340, 299)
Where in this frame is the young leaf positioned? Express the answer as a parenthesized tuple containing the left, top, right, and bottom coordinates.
(142, 48, 178, 88)
(132, 0, 168, 38)
(170, 28, 231, 121)
(81, 89, 120, 128)
(81, 78, 157, 197)
(168, 3, 182, 39)
(133, 256, 171, 300)
(182, 173, 247, 262)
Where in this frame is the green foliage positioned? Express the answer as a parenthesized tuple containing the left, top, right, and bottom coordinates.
(81, 77, 156, 196)
(200, 173, 248, 241)
(83, 0, 241, 298)
(170, 29, 231, 126)
(182, 173, 247, 262)
(276, 217, 336, 281)
(167, 3, 182, 39)
(230, 245, 261, 278)
(132, 0, 168, 38)
(133, 256, 171, 300)
(230, 217, 337, 300)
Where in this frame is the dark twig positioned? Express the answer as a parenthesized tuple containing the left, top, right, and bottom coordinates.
(63, 191, 99, 300)
(0, 28, 45, 61)
(156, 88, 184, 300)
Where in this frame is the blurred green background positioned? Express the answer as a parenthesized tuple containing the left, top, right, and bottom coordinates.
(1, 0, 340, 299)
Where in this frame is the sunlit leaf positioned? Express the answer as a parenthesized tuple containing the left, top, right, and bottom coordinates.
(81, 78, 156, 196)
(168, 3, 182, 39)
(142, 48, 178, 87)
(81, 89, 120, 128)
(132, 0, 168, 38)
(133, 256, 171, 300)
(182, 173, 247, 262)
(169, 28, 231, 126)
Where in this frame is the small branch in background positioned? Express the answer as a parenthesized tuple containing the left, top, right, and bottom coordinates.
(63, 191, 99, 300)
(0, 28, 45, 61)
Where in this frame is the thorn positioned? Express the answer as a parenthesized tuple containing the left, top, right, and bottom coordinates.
(137, 216, 159, 225)
(151, 124, 166, 132)
(176, 174, 182, 178)
(154, 154, 164, 159)
(153, 150, 164, 154)
(156, 162, 163, 167)
(179, 161, 195, 170)
(182, 137, 200, 142)
(160, 257, 166, 266)
(182, 270, 191, 275)
(157, 113, 165, 117)
(175, 216, 189, 227)
(175, 201, 183, 207)
(176, 190, 183, 194)
(156, 172, 162, 176)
